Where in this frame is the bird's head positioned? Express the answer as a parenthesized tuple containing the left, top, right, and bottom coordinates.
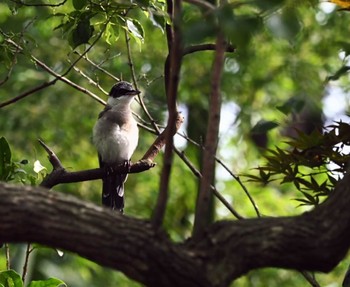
(107, 81, 140, 107)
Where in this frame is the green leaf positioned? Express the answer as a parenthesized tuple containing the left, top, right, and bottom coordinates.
(72, 0, 87, 10)
(276, 97, 305, 115)
(28, 278, 67, 287)
(0, 137, 12, 181)
(251, 120, 279, 134)
(0, 270, 23, 287)
(69, 19, 94, 48)
(300, 191, 318, 205)
(327, 65, 350, 81)
(148, 11, 165, 32)
(126, 19, 144, 40)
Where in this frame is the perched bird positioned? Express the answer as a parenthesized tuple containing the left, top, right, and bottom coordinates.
(93, 81, 140, 212)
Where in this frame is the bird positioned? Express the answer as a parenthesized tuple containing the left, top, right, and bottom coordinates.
(92, 81, 140, 212)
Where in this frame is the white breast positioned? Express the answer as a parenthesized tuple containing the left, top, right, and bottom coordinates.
(93, 114, 138, 164)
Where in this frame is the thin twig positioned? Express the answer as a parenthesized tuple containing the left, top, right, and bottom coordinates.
(216, 157, 260, 217)
(174, 148, 244, 219)
(69, 60, 108, 94)
(176, 131, 258, 216)
(22, 243, 32, 282)
(124, 29, 161, 134)
(74, 51, 120, 81)
(0, 16, 111, 108)
(0, 80, 58, 108)
(9, 0, 67, 7)
(183, 43, 235, 56)
(5, 243, 10, 270)
(300, 271, 321, 287)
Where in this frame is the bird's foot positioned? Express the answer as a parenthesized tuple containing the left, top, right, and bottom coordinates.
(122, 160, 132, 172)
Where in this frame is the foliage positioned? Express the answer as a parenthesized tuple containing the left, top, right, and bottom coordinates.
(0, 269, 65, 287)
(0, 137, 43, 185)
(1, 0, 350, 286)
(246, 121, 350, 206)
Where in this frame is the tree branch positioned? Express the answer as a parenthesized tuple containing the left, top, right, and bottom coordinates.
(193, 33, 226, 238)
(2, 172, 350, 286)
(9, 0, 67, 7)
(152, 0, 183, 228)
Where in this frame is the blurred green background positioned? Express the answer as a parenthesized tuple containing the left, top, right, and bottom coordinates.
(1, 0, 350, 286)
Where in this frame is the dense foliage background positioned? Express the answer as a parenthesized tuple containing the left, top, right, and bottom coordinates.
(1, 0, 350, 286)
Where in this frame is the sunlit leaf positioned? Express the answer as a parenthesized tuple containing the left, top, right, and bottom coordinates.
(126, 19, 144, 40)
(28, 278, 66, 287)
(33, 160, 46, 174)
(0, 270, 23, 287)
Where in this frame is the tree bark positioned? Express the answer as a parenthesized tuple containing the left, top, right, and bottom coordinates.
(1, 173, 350, 287)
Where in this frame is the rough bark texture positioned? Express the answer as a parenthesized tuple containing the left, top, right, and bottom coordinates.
(1, 173, 350, 287)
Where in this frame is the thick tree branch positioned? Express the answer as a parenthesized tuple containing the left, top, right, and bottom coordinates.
(152, 0, 183, 228)
(0, 183, 210, 287)
(2, 173, 350, 286)
(193, 33, 226, 238)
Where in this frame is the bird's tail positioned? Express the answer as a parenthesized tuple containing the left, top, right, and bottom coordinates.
(102, 174, 127, 212)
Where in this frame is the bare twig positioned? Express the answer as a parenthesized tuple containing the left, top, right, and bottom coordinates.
(174, 148, 244, 219)
(176, 131, 258, 217)
(9, 0, 67, 7)
(300, 271, 321, 287)
(0, 81, 58, 108)
(124, 30, 161, 134)
(22, 243, 33, 282)
(69, 61, 108, 94)
(215, 157, 260, 217)
(183, 43, 235, 56)
(74, 51, 120, 81)
(5, 244, 10, 270)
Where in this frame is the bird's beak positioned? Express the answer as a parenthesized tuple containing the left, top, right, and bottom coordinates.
(126, 89, 141, 96)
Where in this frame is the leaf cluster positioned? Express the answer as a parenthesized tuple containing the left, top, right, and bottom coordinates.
(0, 269, 65, 287)
(246, 121, 350, 206)
(0, 137, 45, 185)
(50, 0, 166, 49)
